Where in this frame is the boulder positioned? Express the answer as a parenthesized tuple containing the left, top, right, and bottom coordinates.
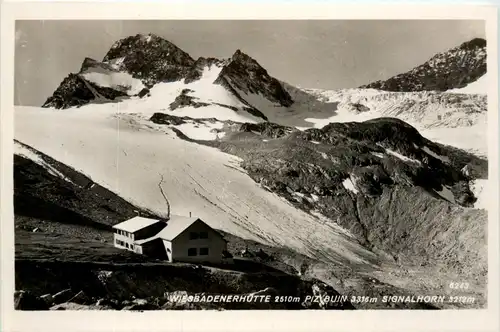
(138, 88, 150, 98)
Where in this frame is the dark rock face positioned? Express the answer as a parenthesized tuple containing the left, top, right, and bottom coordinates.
(150, 113, 188, 126)
(42, 71, 128, 109)
(361, 38, 487, 92)
(102, 33, 195, 86)
(80, 57, 100, 72)
(137, 88, 150, 98)
(169, 89, 210, 110)
(14, 290, 49, 310)
(215, 50, 294, 107)
(240, 122, 296, 139)
(42, 74, 95, 109)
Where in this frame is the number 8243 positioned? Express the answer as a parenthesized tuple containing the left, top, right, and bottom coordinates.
(449, 282, 469, 290)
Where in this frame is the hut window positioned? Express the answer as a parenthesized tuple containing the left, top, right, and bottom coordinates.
(199, 232, 208, 239)
(189, 232, 199, 240)
(200, 248, 209, 256)
(188, 248, 197, 256)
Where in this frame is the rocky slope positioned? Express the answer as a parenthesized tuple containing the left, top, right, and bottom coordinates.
(14, 140, 161, 239)
(168, 116, 488, 280)
(361, 38, 486, 92)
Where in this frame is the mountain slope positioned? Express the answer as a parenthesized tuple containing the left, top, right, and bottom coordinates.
(360, 38, 487, 92)
(21, 33, 489, 309)
(15, 105, 488, 299)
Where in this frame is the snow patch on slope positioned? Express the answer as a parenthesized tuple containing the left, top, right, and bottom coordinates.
(81, 67, 145, 96)
(448, 73, 488, 95)
(184, 65, 243, 106)
(376, 144, 421, 165)
(470, 179, 488, 210)
(175, 120, 225, 140)
(108, 57, 126, 70)
(371, 152, 384, 158)
(14, 141, 73, 184)
(135, 64, 263, 123)
(342, 177, 358, 194)
(421, 126, 487, 158)
(422, 146, 450, 163)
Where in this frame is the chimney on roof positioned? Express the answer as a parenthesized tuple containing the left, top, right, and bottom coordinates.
(189, 212, 192, 218)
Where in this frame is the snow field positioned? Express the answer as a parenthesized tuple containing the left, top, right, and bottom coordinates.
(15, 106, 379, 266)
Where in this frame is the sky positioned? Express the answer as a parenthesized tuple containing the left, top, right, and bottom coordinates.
(14, 20, 485, 106)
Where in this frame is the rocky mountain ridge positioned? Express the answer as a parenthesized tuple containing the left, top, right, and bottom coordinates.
(361, 38, 486, 92)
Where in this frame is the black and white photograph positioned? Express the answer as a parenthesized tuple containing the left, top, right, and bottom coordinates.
(1, 3, 499, 332)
